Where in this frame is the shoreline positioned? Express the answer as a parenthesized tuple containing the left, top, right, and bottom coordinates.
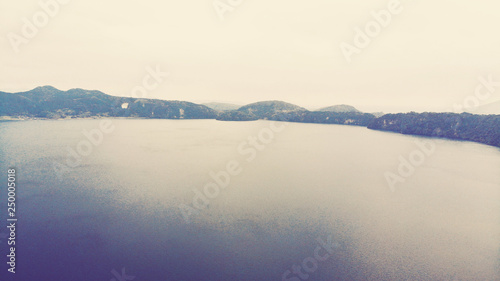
(2, 115, 499, 149)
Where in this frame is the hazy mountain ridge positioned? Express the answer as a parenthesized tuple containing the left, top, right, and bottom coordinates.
(0, 87, 377, 126)
(317, 104, 360, 113)
(202, 102, 241, 111)
(236, 100, 308, 119)
(216, 100, 307, 121)
(2, 86, 499, 147)
(371, 112, 385, 118)
(216, 100, 376, 126)
(0, 86, 217, 119)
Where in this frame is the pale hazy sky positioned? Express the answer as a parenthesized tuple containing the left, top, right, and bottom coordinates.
(1, 0, 500, 113)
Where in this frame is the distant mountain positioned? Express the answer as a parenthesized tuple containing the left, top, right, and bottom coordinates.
(2, 86, 499, 148)
(0, 86, 217, 119)
(371, 112, 385, 118)
(367, 112, 500, 147)
(217, 100, 307, 121)
(466, 100, 500, 115)
(317, 104, 360, 113)
(202, 102, 241, 111)
(238, 100, 307, 119)
(316, 105, 386, 118)
(217, 100, 376, 126)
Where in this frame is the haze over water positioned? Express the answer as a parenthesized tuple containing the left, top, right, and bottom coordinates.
(0, 119, 499, 280)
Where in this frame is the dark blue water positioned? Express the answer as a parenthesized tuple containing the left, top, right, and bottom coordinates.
(0, 119, 499, 280)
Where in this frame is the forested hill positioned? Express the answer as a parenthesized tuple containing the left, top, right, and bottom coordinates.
(367, 112, 500, 147)
(0, 87, 374, 125)
(2, 86, 499, 148)
(316, 104, 360, 113)
(216, 100, 376, 126)
(0, 86, 217, 119)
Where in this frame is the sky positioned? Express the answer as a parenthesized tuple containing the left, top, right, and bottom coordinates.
(1, 0, 500, 113)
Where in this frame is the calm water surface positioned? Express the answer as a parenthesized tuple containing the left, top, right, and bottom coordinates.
(0, 119, 499, 280)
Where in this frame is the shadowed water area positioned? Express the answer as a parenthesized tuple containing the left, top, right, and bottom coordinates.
(0, 119, 499, 280)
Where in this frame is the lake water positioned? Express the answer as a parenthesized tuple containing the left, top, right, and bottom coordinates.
(0, 119, 499, 281)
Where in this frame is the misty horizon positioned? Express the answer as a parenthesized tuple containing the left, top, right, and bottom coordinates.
(2, 1, 500, 113)
(3, 84, 500, 115)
